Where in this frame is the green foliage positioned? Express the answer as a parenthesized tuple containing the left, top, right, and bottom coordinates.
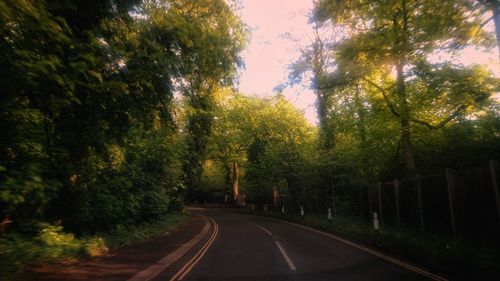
(301, 0, 500, 179)
(199, 160, 228, 201)
(0, 213, 186, 280)
(0, 0, 244, 231)
(0, 222, 98, 280)
(102, 212, 186, 248)
(199, 90, 318, 207)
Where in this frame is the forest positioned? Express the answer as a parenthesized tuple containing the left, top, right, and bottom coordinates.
(1, 0, 499, 278)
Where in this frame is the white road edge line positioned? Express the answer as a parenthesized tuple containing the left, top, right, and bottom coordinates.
(245, 220, 273, 236)
(275, 241, 297, 271)
(245, 220, 297, 272)
(267, 217, 448, 281)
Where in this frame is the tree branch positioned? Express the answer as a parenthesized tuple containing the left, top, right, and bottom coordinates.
(362, 78, 401, 117)
(481, 15, 494, 28)
(410, 104, 466, 129)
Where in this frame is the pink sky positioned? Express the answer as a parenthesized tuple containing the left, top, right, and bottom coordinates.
(238, 0, 317, 123)
(237, 1, 499, 124)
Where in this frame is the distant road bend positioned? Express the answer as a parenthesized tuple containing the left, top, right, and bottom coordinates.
(142, 208, 448, 281)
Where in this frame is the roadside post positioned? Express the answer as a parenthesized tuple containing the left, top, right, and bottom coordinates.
(281, 205, 285, 215)
(300, 206, 304, 217)
(328, 208, 332, 222)
(373, 212, 379, 231)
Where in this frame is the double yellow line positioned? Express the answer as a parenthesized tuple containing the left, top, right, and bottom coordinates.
(169, 217, 219, 281)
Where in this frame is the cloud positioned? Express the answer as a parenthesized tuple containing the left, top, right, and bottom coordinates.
(238, 0, 317, 123)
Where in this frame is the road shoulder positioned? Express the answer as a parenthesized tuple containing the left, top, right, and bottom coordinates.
(20, 214, 207, 281)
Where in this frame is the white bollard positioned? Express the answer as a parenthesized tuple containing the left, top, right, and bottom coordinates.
(373, 212, 379, 231)
(300, 206, 304, 217)
(264, 205, 267, 212)
(281, 205, 285, 214)
(328, 208, 332, 222)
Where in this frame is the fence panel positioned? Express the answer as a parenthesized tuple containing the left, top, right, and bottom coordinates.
(453, 164, 499, 238)
(398, 179, 420, 229)
(420, 174, 452, 235)
(254, 160, 499, 240)
(380, 181, 398, 226)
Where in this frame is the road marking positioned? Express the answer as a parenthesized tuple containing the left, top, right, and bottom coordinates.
(126, 218, 210, 281)
(267, 217, 448, 281)
(170, 217, 219, 281)
(246, 220, 297, 272)
(275, 241, 297, 271)
(177, 220, 218, 281)
(246, 220, 273, 236)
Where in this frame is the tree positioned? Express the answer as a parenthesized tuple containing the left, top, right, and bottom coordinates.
(203, 90, 317, 207)
(472, 0, 500, 58)
(313, 0, 499, 176)
(147, 0, 248, 199)
(0, 0, 246, 233)
(207, 91, 266, 203)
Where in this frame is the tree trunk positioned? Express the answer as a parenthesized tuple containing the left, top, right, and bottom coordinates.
(354, 86, 369, 179)
(225, 162, 232, 195)
(0, 216, 12, 235)
(232, 162, 239, 199)
(396, 62, 417, 177)
(391, 0, 416, 177)
(491, 1, 500, 61)
(313, 29, 334, 149)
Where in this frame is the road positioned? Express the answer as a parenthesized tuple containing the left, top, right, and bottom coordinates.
(158, 208, 446, 281)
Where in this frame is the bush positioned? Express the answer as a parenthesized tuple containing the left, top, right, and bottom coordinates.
(0, 222, 104, 280)
(1, 212, 186, 280)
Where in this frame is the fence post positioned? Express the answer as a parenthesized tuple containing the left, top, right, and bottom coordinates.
(377, 182, 383, 224)
(368, 185, 373, 222)
(331, 185, 336, 215)
(359, 185, 365, 219)
(416, 175, 425, 233)
(489, 160, 500, 224)
(394, 179, 401, 227)
(445, 169, 457, 236)
(373, 212, 379, 231)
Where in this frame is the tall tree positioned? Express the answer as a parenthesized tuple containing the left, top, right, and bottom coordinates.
(207, 91, 266, 202)
(313, 0, 499, 176)
(0, 0, 246, 232)
(473, 0, 500, 58)
(152, 0, 247, 198)
(205, 91, 316, 206)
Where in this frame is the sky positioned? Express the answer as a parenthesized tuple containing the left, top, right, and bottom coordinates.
(238, 0, 317, 123)
(237, 1, 499, 125)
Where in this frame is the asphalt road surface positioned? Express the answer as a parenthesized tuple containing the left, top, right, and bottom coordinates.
(167, 208, 445, 281)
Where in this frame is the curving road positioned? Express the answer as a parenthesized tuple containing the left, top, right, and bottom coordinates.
(158, 208, 446, 281)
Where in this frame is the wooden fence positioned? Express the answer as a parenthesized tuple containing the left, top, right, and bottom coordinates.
(279, 159, 500, 238)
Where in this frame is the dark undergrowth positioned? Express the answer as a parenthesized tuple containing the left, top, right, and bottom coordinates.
(0, 212, 187, 281)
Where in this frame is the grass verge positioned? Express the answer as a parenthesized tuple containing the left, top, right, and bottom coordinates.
(253, 210, 500, 281)
(0, 212, 187, 281)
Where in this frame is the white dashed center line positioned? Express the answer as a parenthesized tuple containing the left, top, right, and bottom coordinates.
(246, 220, 297, 272)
